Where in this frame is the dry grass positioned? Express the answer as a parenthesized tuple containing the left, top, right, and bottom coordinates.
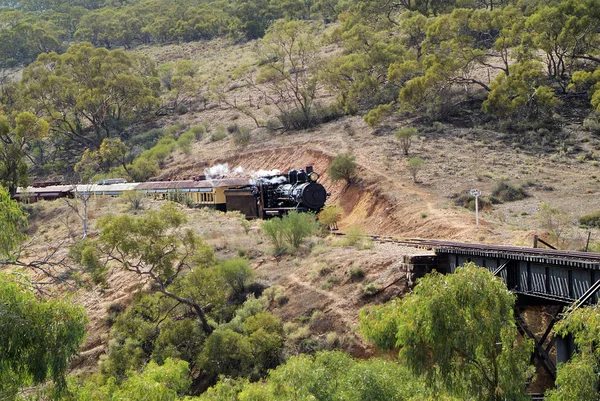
(15, 37, 600, 377)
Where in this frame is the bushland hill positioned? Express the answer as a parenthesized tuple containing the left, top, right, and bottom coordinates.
(2, 0, 600, 399)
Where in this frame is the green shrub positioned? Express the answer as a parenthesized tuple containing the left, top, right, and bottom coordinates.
(342, 226, 362, 246)
(317, 205, 342, 233)
(227, 123, 240, 133)
(187, 125, 207, 139)
(198, 309, 284, 380)
(197, 329, 252, 378)
(164, 122, 187, 137)
(362, 282, 381, 297)
(151, 319, 205, 365)
(210, 127, 227, 142)
(176, 130, 196, 153)
(129, 157, 159, 181)
(432, 121, 444, 132)
(106, 303, 126, 326)
(277, 105, 337, 130)
(491, 181, 528, 202)
(349, 267, 365, 281)
(129, 128, 164, 150)
(241, 219, 251, 234)
(262, 285, 288, 306)
(328, 153, 357, 184)
(69, 239, 107, 285)
(453, 192, 493, 211)
(312, 103, 344, 125)
(142, 136, 176, 168)
(100, 293, 169, 379)
(282, 211, 319, 250)
(364, 103, 392, 127)
(122, 190, 144, 210)
(231, 125, 251, 148)
(337, 226, 373, 249)
(579, 210, 600, 227)
(262, 211, 318, 252)
(407, 157, 424, 182)
(583, 117, 600, 134)
(395, 127, 418, 155)
(322, 276, 341, 290)
(262, 218, 286, 253)
(217, 258, 255, 296)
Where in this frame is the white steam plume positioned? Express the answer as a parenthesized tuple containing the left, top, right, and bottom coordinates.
(204, 164, 286, 180)
(260, 176, 287, 184)
(204, 164, 230, 179)
(255, 169, 281, 177)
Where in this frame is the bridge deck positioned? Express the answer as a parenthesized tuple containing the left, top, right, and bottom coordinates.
(424, 240, 600, 305)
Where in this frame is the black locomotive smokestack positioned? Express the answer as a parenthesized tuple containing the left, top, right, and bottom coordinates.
(288, 169, 298, 184)
(306, 166, 313, 174)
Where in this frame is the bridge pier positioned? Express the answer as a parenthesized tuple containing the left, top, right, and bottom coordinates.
(515, 305, 563, 385)
(399, 254, 439, 288)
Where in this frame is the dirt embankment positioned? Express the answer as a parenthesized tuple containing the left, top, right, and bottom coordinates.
(158, 143, 484, 242)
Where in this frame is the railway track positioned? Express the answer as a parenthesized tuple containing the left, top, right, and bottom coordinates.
(332, 232, 600, 263)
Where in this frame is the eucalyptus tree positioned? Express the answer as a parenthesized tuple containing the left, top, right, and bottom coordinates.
(0, 111, 49, 196)
(22, 42, 160, 155)
(0, 186, 27, 261)
(256, 20, 322, 129)
(81, 203, 218, 334)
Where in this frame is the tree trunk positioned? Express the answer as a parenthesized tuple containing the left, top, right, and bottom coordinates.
(158, 288, 214, 335)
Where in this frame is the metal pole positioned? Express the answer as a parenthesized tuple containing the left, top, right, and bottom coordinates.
(469, 189, 481, 230)
(475, 195, 479, 230)
(585, 232, 591, 252)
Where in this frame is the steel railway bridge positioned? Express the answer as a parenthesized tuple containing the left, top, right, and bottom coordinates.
(403, 238, 600, 386)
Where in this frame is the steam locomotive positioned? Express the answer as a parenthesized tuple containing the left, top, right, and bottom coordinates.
(225, 166, 329, 218)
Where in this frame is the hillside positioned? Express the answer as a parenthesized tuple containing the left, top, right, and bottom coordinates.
(5, 0, 600, 398)
(21, 65, 600, 386)
(15, 35, 600, 391)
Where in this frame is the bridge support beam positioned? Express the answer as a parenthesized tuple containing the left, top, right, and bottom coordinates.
(515, 306, 563, 384)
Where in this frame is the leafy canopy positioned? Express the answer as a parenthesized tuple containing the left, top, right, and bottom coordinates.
(0, 273, 87, 399)
(327, 153, 356, 184)
(261, 211, 318, 252)
(0, 186, 28, 261)
(22, 42, 160, 152)
(197, 351, 444, 401)
(546, 305, 600, 401)
(0, 112, 49, 195)
(360, 264, 532, 401)
(82, 203, 216, 333)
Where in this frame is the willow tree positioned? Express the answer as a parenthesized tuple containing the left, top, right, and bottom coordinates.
(546, 305, 600, 401)
(360, 264, 532, 401)
(0, 273, 87, 400)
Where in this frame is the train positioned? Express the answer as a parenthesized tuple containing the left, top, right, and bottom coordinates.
(14, 166, 329, 219)
(226, 166, 328, 218)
